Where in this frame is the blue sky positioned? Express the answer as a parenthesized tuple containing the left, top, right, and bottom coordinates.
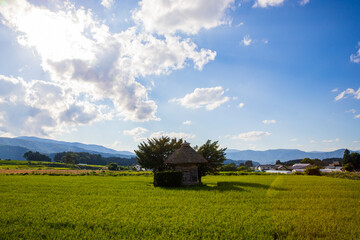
(0, 0, 359, 152)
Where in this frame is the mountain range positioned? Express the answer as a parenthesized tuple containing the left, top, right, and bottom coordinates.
(225, 148, 352, 164)
(0, 136, 355, 164)
(0, 136, 134, 160)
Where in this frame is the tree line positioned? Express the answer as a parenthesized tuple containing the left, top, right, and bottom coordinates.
(22, 151, 137, 166)
(53, 152, 137, 166)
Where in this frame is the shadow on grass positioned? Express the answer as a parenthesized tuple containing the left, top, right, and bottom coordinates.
(157, 181, 288, 192)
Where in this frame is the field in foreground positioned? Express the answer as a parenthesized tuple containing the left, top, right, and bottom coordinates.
(0, 175, 359, 239)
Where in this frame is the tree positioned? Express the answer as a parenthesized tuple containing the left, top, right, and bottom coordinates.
(305, 166, 321, 176)
(108, 162, 118, 171)
(135, 137, 183, 171)
(220, 163, 238, 171)
(313, 158, 325, 167)
(275, 160, 281, 165)
(62, 152, 76, 164)
(301, 158, 314, 164)
(196, 140, 227, 183)
(343, 163, 354, 172)
(23, 151, 51, 162)
(343, 149, 351, 165)
(350, 152, 360, 170)
(245, 160, 253, 168)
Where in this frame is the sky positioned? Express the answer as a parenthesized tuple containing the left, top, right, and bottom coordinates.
(0, 0, 359, 152)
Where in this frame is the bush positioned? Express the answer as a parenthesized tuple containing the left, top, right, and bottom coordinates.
(108, 162, 118, 171)
(305, 166, 321, 176)
(343, 163, 354, 172)
(154, 171, 183, 187)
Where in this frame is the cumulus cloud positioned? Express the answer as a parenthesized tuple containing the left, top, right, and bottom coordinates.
(0, 75, 106, 136)
(183, 120, 192, 125)
(101, 0, 114, 9)
(355, 114, 360, 119)
(322, 138, 340, 143)
(123, 127, 148, 137)
(149, 131, 195, 140)
(299, 0, 310, 6)
(262, 119, 276, 124)
(132, 0, 235, 35)
(331, 88, 338, 92)
(123, 127, 195, 142)
(335, 88, 360, 101)
(241, 35, 252, 46)
(253, 0, 285, 8)
(232, 131, 271, 141)
(123, 127, 148, 142)
(289, 138, 297, 142)
(238, 102, 245, 108)
(170, 86, 229, 110)
(0, 0, 220, 135)
(350, 42, 360, 63)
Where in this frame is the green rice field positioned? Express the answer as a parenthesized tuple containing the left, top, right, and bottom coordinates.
(0, 175, 359, 239)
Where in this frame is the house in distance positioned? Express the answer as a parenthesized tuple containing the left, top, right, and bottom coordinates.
(165, 141, 208, 185)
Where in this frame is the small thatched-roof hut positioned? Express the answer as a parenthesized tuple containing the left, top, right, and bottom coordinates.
(165, 141, 207, 185)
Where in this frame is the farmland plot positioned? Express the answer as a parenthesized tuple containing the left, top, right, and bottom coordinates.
(0, 175, 359, 239)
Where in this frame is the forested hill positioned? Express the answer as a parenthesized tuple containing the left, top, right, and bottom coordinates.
(0, 136, 135, 160)
(52, 152, 137, 166)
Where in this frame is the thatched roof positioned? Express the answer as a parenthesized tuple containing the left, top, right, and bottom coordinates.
(165, 142, 208, 165)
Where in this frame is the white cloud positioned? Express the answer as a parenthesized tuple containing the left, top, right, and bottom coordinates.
(241, 35, 252, 46)
(331, 88, 338, 92)
(238, 102, 245, 108)
(123, 127, 195, 142)
(123, 127, 148, 142)
(322, 138, 340, 143)
(262, 119, 276, 124)
(232, 131, 271, 141)
(170, 86, 229, 110)
(0, 0, 218, 135)
(101, 0, 114, 9)
(0, 75, 106, 136)
(290, 138, 297, 142)
(262, 39, 269, 44)
(310, 139, 317, 143)
(123, 127, 148, 136)
(299, 0, 310, 6)
(132, 0, 235, 35)
(350, 42, 360, 63)
(347, 109, 356, 114)
(253, 0, 285, 8)
(335, 88, 360, 101)
(235, 22, 244, 28)
(183, 120, 192, 125)
(355, 114, 360, 119)
(149, 131, 195, 140)
(108, 141, 123, 150)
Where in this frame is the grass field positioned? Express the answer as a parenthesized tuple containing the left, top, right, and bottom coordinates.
(0, 160, 103, 170)
(0, 175, 359, 239)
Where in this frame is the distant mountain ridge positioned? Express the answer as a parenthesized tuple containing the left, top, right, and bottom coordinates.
(0, 136, 135, 160)
(0, 136, 357, 164)
(225, 148, 358, 164)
